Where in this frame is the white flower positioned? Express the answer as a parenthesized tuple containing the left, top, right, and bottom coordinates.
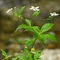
(50, 12, 59, 16)
(29, 6, 39, 11)
(6, 8, 13, 13)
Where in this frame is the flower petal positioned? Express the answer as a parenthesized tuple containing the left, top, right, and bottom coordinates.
(36, 6, 39, 9)
(6, 8, 13, 13)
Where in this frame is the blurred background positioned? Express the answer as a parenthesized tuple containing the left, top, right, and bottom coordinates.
(0, 0, 60, 60)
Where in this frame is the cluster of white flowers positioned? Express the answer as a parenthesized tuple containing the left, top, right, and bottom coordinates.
(50, 12, 59, 16)
(6, 6, 59, 17)
(29, 6, 40, 11)
(29, 6, 59, 17)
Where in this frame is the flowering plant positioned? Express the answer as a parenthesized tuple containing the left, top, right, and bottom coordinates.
(1, 6, 59, 60)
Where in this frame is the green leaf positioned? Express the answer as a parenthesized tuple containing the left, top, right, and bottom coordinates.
(32, 26, 39, 31)
(34, 51, 41, 60)
(32, 27, 47, 44)
(33, 32, 46, 44)
(24, 49, 32, 60)
(12, 57, 17, 60)
(15, 24, 28, 32)
(16, 54, 26, 60)
(25, 19, 31, 26)
(43, 33, 58, 42)
(32, 27, 39, 34)
(38, 34, 46, 44)
(1, 49, 7, 57)
(17, 6, 25, 16)
(33, 11, 40, 17)
(25, 39, 34, 48)
(15, 24, 33, 32)
(40, 23, 54, 34)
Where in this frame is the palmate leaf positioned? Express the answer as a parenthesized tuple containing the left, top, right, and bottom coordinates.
(40, 23, 54, 34)
(17, 6, 25, 17)
(33, 11, 40, 17)
(43, 33, 58, 42)
(25, 19, 31, 26)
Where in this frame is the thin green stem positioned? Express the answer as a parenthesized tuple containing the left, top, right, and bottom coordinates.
(32, 38, 37, 48)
